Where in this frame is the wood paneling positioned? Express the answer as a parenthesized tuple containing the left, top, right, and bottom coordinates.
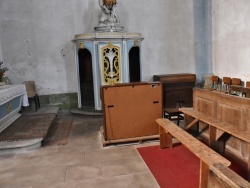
(196, 97, 215, 117)
(193, 88, 250, 161)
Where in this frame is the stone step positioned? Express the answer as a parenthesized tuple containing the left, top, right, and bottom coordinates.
(71, 107, 102, 116)
(0, 107, 59, 153)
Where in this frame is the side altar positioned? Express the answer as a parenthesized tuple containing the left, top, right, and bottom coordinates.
(0, 84, 28, 132)
(72, 0, 143, 110)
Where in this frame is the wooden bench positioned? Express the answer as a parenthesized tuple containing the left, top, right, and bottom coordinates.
(180, 107, 250, 181)
(156, 118, 250, 188)
(156, 118, 230, 187)
(229, 85, 250, 98)
(209, 163, 250, 188)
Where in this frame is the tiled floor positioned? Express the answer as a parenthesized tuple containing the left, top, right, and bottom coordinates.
(0, 112, 160, 188)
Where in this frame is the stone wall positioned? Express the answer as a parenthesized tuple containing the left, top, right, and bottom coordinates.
(0, 0, 211, 107)
(212, 0, 250, 84)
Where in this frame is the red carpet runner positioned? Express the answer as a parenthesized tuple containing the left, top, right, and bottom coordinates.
(137, 144, 248, 188)
(137, 144, 200, 188)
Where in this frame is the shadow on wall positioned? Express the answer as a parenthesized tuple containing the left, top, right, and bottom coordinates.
(193, 0, 212, 84)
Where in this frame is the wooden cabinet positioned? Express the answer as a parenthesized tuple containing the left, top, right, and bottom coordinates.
(153, 73, 196, 108)
(101, 82, 162, 141)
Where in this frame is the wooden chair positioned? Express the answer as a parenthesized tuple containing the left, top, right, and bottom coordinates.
(163, 101, 185, 126)
(230, 78, 242, 96)
(246, 81, 250, 88)
(242, 81, 250, 98)
(231, 78, 241, 86)
(222, 77, 231, 92)
(24, 81, 40, 111)
(212, 75, 219, 90)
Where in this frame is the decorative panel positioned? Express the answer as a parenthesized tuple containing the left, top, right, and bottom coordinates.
(101, 42, 122, 85)
(73, 32, 143, 110)
(217, 103, 243, 126)
(193, 88, 250, 161)
(196, 97, 215, 117)
(242, 110, 250, 131)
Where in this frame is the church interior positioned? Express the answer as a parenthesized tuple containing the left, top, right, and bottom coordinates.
(1, 0, 250, 187)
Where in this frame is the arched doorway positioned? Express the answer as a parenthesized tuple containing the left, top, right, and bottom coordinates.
(129, 47, 141, 82)
(78, 49, 94, 108)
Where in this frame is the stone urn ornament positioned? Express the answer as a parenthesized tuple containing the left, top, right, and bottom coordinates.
(95, 0, 124, 32)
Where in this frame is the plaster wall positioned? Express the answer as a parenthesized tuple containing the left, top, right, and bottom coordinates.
(0, 1, 3, 62)
(212, 0, 250, 84)
(0, 32, 2, 60)
(0, 0, 207, 95)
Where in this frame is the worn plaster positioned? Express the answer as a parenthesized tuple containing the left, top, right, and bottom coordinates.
(0, 0, 211, 97)
(212, 0, 250, 83)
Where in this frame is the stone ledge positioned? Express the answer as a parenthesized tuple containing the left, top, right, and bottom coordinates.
(0, 138, 42, 154)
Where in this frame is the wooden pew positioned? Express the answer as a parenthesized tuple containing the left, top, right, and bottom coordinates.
(180, 107, 250, 181)
(156, 118, 250, 188)
(209, 163, 250, 188)
(191, 88, 250, 164)
(229, 85, 250, 98)
(156, 118, 230, 187)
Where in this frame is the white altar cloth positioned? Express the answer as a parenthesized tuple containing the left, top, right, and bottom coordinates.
(0, 84, 29, 106)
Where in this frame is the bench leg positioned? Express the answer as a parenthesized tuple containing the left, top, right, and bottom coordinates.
(209, 125, 217, 148)
(209, 125, 225, 153)
(199, 160, 209, 188)
(248, 144, 250, 181)
(159, 126, 172, 149)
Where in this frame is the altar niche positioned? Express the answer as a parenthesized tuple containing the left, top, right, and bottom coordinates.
(78, 48, 94, 108)
(129, 46, 141, 82)
(77, 45, 141, 109)
(73, 34, 143, 110)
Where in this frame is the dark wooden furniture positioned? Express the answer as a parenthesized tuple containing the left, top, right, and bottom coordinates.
(153, 73, 196, 108)
(163, 100, 185, 126)
(153, 73, 196, 124)
(101, 82, 162, 144)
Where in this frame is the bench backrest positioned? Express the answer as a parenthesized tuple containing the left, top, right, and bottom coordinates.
(209, 163, 250, 188)
(193, 88, 250, 161)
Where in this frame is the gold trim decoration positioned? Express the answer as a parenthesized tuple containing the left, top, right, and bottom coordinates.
(79, 43, 85, 49)
(97, 32, 123, 37)
(125, 32, 142, 37)
(134, 40, 139, 47)
(74, 33, 93, 40)
(7, 102, 12, 113)
(101, 42, 121, 85)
